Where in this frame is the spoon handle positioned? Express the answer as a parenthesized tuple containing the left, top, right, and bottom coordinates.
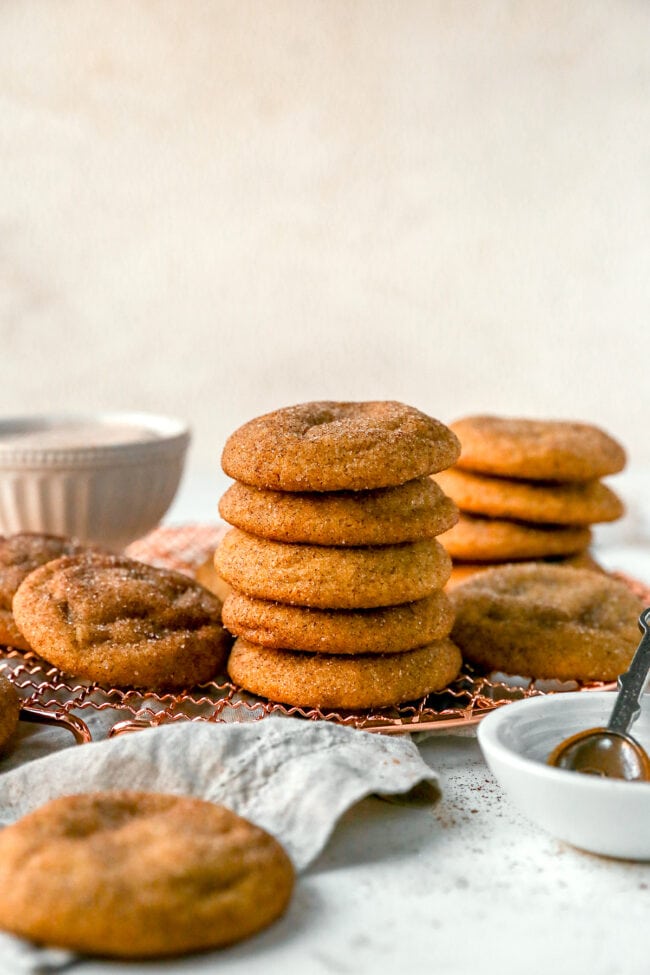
(608, 608, 650, 736)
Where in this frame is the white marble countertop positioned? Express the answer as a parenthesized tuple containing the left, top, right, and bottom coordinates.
(77, 467, 650, 975)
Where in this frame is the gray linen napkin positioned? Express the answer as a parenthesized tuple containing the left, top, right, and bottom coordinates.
(0, 717, 438, 972)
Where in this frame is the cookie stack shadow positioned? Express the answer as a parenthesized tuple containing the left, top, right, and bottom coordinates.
(434, 415, 627, 588)
(214, 401, 465, 711)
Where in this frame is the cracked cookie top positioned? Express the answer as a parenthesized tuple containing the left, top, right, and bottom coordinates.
(12, 553, 230, 690)
(221, 400, 460, 491)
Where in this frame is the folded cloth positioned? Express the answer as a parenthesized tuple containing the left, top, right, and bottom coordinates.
(0, 717, 438, 972)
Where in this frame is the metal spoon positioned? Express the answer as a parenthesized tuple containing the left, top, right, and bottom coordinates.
(548, 608, 650, 780)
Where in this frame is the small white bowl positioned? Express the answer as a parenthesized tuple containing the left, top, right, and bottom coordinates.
(0, 412, 190, 550)
(478, 691, 650, 860)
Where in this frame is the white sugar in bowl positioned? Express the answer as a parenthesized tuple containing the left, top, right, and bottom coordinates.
(0, 412, 190, 550)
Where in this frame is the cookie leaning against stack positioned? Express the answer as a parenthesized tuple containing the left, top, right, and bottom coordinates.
(216, 401, 464, 709)
(435, 416, 626, 587)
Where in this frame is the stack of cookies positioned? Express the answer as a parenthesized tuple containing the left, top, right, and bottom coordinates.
(434, 416, 626, 586)
(215, 401, 464, 710)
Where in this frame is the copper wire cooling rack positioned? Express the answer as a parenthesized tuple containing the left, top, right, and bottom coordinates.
(0, 646, 616, 741)
(1, 523, 643, 743)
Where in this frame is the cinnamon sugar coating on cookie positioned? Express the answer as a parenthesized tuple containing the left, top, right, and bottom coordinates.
(434, 469, 624, 525)
(0, 533, 92, 651)
(450, 564, 644, 681)
(222, 401, 460, 491)
(0, 791, 294, 957)
(12, 554, 230, 689)
(228, 636, 462, 709)
(222, 589, 454, 654)
(451, 416, 626, 482)
(219, 477, 458, 545)
(215, 528, 452, 609)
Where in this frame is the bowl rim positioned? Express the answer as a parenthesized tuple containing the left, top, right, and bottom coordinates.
(0, 411, 190, 465)
(477, 690, 650, 792)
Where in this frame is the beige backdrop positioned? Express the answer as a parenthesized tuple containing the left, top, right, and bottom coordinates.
(1, 0, 649, 477)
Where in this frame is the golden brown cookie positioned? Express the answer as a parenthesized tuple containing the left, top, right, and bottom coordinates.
(12, 554, 230, 690)
(219, 477, 458, 545)
(434, 469, 624, 525)
(439, 513, 591, 562)
(215, 528, 452, 609)
(222, 589, 454, 654)
(0, 791, 294, 958)
(0, 533, 91, 651)
(0, 613, 29, 654)
(222, 401, 461, 491)
(195, 556, 232, 604)
(445, 551, 603, 590)
(450, 563, 644, 681)
(228, 636, 462, 709)
(451, 415, 626, 482)
(0, 673, 20, 752)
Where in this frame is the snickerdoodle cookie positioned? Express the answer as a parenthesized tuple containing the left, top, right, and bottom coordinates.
(0, 791, 294, 958)
(440, 513, 591, 562)
(215, 528, 452, 609)
(434, 469, 624, 525)
(0, 533, 91, 651)
(221, 401, 461, 492)
(451, 416, 626, 482)
(228, 636, 462, 709)
(450, 564, 644, 681)
(12, 554, 230, 690)
(0, 673, 20, 752)
(222, 589, 454, 654)
(219, 477, 458, 545)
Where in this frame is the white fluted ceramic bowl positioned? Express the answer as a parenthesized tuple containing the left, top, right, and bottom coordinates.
(0, 413, 190, 550)
(478, 691, 650, 860)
